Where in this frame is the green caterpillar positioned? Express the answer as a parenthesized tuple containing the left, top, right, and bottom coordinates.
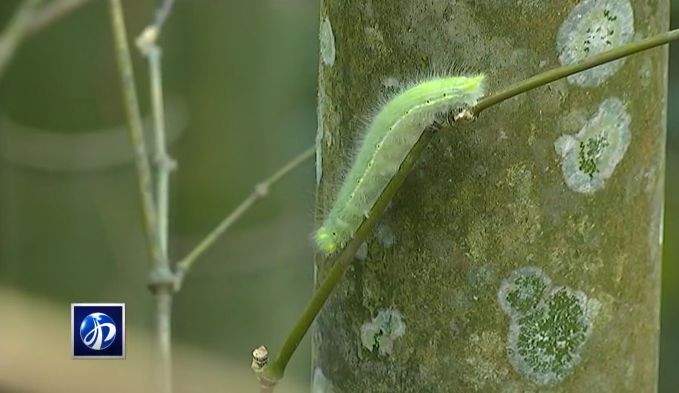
(315, 74, 486, 254)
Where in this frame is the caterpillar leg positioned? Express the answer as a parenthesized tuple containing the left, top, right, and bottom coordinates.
(431, 110, 457, 131)
(446, 110, 458, 127)
(315, 227, 337, 254)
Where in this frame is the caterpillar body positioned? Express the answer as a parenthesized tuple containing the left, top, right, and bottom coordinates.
(315, 74, 486, 254)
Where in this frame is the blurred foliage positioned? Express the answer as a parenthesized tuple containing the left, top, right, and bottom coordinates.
(0, 0, 676, 392)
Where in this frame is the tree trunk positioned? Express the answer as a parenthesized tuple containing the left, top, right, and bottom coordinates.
(313, 1, 667, 392)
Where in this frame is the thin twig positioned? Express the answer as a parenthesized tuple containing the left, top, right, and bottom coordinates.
(155, 290, 173, 393)
(136, 0, 175, 54)
(473, 28, 679, 116)
(257, 27, 679, 389)
(153, 0, 175, 32)
(0, 0, 43, 78)
(108, 0, 162, 266)
(26, 0, 93, 37)
(260, 129, 435, 387)
(0, 0, 95, 81)
(133, 1, 177, 393)
(174, 146, 316, 288)
(109, 2, 174, 393)
(136, 8, 176, 393)
(139, 44, 175, 261)
(151, 47, 173, 257)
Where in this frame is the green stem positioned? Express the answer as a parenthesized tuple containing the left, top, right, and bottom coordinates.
(263, 129, 436, 383)
(155, 290, 173, 393)
(109, 1, 174, 393)
(143, 40, 175, 393)
(146, 45, 174, 262)
(152, 0, 175, 31)
(108, 0, 161, 267)
(474, 28, 679, 116)
(259, 27, 679, 387)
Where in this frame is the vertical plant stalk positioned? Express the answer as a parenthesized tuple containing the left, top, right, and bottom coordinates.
(135, 1, 177, 392)
(155, 287, 173, 393)
(108, 0, 162, 264)
(0, 0, 43, 78)
(108, 1, 173, 393)
(146, 44, 174, 393)
(144, 45, 175, 260)
(152, 47, 172, 257)
(109, 2, 311, 383)
(137, 23, 176, 393)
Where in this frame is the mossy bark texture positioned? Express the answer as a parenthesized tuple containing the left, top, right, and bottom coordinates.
(313, 1, 668, 392)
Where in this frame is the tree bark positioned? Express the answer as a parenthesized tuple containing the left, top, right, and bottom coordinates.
(313, 1, 667, 392)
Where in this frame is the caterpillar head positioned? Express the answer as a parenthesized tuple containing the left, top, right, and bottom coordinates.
(315, 227, 338, 254)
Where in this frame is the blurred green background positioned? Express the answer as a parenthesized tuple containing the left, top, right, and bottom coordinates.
(0, 1, 675, 392)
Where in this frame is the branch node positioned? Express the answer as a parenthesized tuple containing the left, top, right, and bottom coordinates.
(454, 108, 477, 123)
(155, 153, 177, 172)
(136, 25, 159, 55)
(251, 345, 269, 372)
(251, 346, 278, 392)
(254, 182, 269, 198)
(172, 268, 185, 292)
(148, 266, 176, 293)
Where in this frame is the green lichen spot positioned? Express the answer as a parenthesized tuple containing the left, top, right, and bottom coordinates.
(510, 288, 591, 385)
(499, 266, 551, 318)
(577, 134, 610, 178)
(499, 267, 598, 385)
(360, 308, 406, 357)
(555, 97, 631, 193)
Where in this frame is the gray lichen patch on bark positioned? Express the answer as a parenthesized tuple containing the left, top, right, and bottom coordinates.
(320, 17, 336, 66)
(554, 97, 632, 193)
(314, 1, 666, 392)
(556, 0, 635, 87)
(360, 308, 406, 356)
(499, 267, 601, 386)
